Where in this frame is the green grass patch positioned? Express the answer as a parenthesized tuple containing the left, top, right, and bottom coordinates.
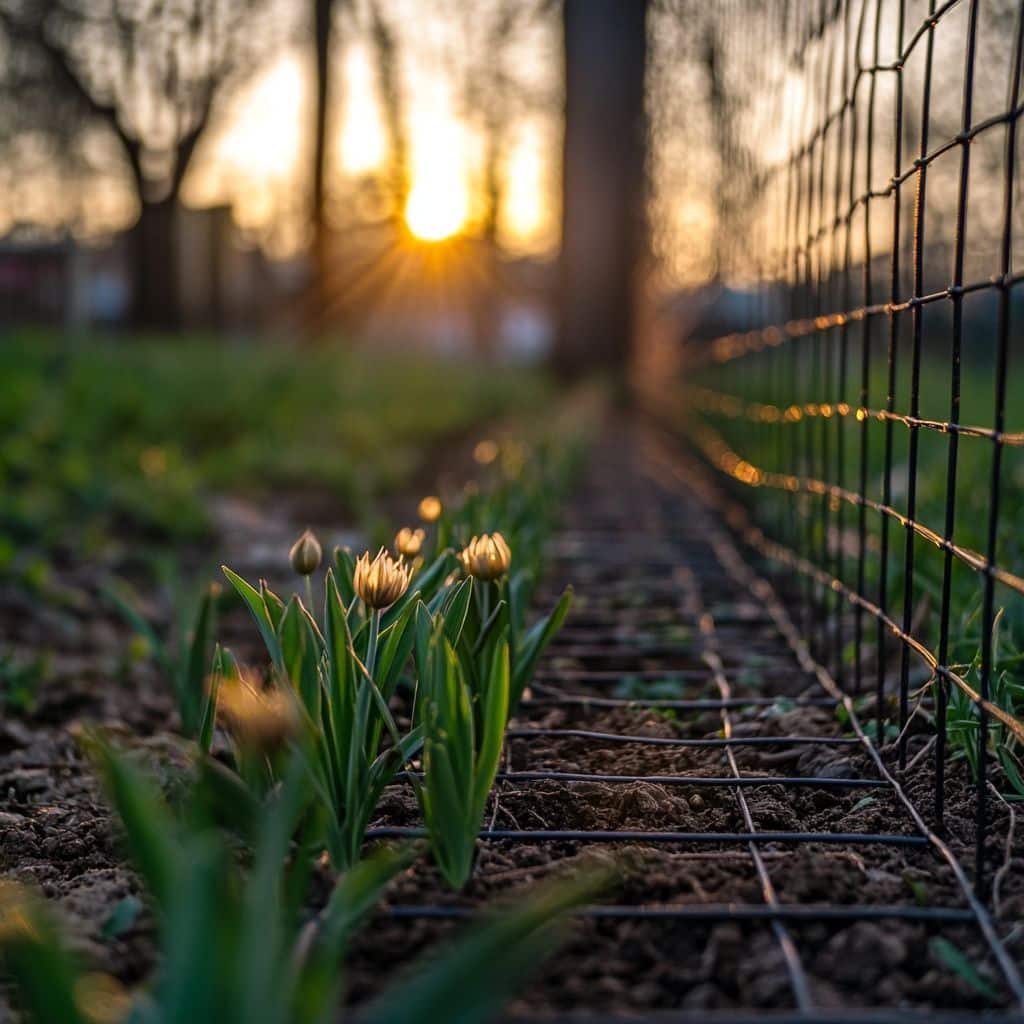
(0, 331, 551, 570)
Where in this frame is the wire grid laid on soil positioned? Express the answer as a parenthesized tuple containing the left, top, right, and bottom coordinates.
(347, 427, 1024, 1020)
(665, 0, 1024, 899)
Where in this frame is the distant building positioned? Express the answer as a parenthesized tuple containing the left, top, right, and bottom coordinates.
(0, 205, 303, 335)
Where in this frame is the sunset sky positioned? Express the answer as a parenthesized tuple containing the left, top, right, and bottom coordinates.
(1, 0, 1008, 295)
(183, 4, 561, 260)
(0, 2, 562, 263)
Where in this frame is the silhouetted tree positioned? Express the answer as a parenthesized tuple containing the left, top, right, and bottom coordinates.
(447, 0, 553, 358)
(311, 0, 338, 326)
(0, 0, 278, 328)
(556, 0, 649, 382)
(366, 0, 409, 221)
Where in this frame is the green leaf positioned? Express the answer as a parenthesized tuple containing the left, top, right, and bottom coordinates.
(929, 937, 999, 1002)
(237, 757, 311, 1023)
(413, 602, 438, 701)
(376, 599, 419, 695)
(356, 652, 405, 751)
(363, 873, 607, 1024)
(322, 571, 355, 812)
(88, 739, 178, 913)
(383, 551, 454, 629)
(262, 581, 287, 632)
(197, 644, 225, 755)
(316, 844, 414, 955)
(291, 846, 415, 1024)
(0, 888, 89, 1024)
(101, 895, 143, 941)
(180, 583, 218, 737)
(102, 578, 171, 674)
(158, 835, 228, 1023)
(472, 639, 509, 816)
(222, 566, 284, 671)
(422, 740, 472, 889)
(280, 595, 323, 719)
(998, 746, 1024, 798)
(333, 547, 357, 607)
(511, 587, 572, 712)
(506, 569, 532, 639)
(441, 578, 474, 648)
(196, 756, 262, 840)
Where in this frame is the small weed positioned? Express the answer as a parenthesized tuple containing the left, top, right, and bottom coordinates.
(929, 937, 999, 1002)
(0, 651, 49, 713)
(99, 896, 142, 942)
(947, 609, 1024, 799)
(901, 871, 928, 907)
(104, 577, 220, 741)
(848, 796, 878, 814)
(613, 675, 688, 702)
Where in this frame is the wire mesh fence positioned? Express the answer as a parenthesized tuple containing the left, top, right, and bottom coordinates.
(359, 431, 1024, 1015)
(675, 0, 1024, 897)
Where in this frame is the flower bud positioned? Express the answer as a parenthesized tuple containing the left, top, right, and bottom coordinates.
(353, 547, 412, 609)
(473, 439, 499, 465)
(74, 972, 132, 1024)
(289, 529, 322, 576)
(459, 532, 511, 581)
(417, 495, 443, 523)
(217, 673, 299, 754)
(0, 880, 39, 942)
(394, 526, 425, 558)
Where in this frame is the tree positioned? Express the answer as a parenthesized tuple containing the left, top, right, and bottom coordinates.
(366, 0, 409, 221)
(311, 0, 337, 327)
(0, 0, 278, 328)
(451, 0, 552, 359)
(556, 0, 649, 381)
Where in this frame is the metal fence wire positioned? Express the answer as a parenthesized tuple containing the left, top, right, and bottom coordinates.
(677, 0, 1024, 898)
(366, 430, 1024, 1017)
(342, 2, 1024, 1014)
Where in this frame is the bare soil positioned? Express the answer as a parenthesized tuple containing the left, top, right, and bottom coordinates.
(2, 425, 1023, 1020)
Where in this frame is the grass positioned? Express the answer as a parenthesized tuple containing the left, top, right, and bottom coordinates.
(0, 330, 551, 579)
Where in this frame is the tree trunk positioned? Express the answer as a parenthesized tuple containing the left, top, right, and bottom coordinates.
(131, 197, 180, 331)
(311, 0, 335, 328)
(555, 0, 649, 384)
(369, 1, 409, 220)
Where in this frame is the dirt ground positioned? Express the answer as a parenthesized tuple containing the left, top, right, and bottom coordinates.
(2, 425, 1023, 1019)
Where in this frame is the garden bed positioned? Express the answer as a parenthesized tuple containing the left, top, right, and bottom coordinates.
(2, 423, 1023, 1020)
(344, 427, 1024, 1018)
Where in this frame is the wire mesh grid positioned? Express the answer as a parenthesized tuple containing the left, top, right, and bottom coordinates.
(361, 428, 1024, 1018)
(669, 0, 1024, 905)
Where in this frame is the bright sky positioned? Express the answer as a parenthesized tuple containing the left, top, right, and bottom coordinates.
(0, 6, 560, 259)
(183, 31, 556, 258)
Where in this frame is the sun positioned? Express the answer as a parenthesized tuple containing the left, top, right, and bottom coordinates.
(405, 176, 468, 242)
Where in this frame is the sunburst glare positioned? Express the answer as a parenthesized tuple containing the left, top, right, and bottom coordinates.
(405, 174, 468, 241)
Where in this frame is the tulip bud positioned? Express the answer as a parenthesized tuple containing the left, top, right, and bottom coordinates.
(394, 526, 425, 558)
(459, 532, 512, 581)
(74, 972, 132, 1024)
(217, 673, 299, 754)
(353, 547, 412, 609)
(473, 439, 499, 465)
(289, 529, 322, 576)
(417, 495, 443, 523)
(0, 880, 39, 942)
